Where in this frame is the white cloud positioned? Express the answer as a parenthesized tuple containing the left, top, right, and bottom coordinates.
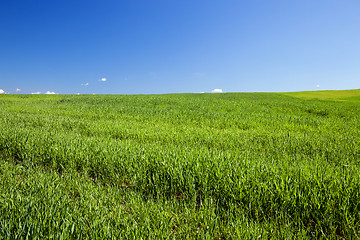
(32, 92, 41, 94)
(100, 77, 107, 82)
(81, 83, 89, 86)
(16, 88, 21, 92)
(45, 91, 56, 94)
(211, 89, 223, 93)
(0, 89, 5, 94)
(77, 93, 81, 95)
(316, 84, 320, 88)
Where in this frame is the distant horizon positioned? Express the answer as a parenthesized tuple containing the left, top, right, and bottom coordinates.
(1, 88, 359, 96)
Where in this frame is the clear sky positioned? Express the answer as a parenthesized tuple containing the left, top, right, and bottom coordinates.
(1, 0, 359, 94)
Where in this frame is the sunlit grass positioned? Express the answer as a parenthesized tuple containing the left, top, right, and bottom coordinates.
(0, 91, 359, 238)
(283, 89, 360, 101)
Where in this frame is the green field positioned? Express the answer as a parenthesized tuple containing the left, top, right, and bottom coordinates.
(283, 89, 360, 101)
(0, 90, 360, 239)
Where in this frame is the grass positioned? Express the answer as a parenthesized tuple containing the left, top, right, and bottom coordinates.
(282, 89, 360, 101)
(0, 90, 359, 239)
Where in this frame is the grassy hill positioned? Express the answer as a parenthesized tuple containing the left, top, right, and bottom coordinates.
(0, 90, 359, 239)
(283, 88, 360, 101)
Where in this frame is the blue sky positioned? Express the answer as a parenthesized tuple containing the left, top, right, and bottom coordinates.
(1, 0, 359, 94)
